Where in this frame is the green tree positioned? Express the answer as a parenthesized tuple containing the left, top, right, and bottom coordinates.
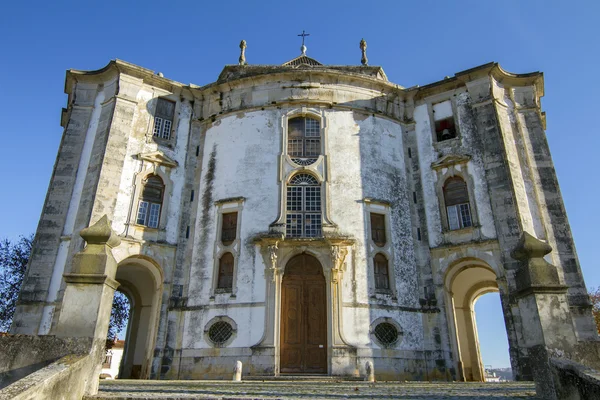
(0, 236, 130, 343)
(0, 235, 32, 332)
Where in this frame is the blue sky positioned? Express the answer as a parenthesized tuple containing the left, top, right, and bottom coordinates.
(1, 0, 598, 369)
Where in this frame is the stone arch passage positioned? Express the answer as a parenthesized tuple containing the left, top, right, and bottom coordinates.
(114, 258, 163, 379)
(444, 260, 506, 382)
(280, 253, 327, 374)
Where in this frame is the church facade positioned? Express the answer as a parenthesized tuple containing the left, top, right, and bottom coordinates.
(11, 45, 597, 382)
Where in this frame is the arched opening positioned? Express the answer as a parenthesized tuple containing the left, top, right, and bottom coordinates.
(113, 258, 162, 379)
(280, 253, 327, 374)
(474, 292, 512, 381)
(444, 259, 508, 382)
(100, 291, 131, 379)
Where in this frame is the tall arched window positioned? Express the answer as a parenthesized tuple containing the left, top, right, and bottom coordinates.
(374, 253, 390, 292)
(217, 252, 234, 291)
(443, 176, 472, 230)
(286, 173, 322, 238)
(136, 175, 164, 228)
(287, 117, 321, 163)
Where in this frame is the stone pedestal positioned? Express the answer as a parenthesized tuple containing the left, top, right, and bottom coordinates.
(512, 232, 577, 400)
(53, 215, 121, 395)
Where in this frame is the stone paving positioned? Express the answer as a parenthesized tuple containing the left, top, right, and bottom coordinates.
(87, 380, 540, 399)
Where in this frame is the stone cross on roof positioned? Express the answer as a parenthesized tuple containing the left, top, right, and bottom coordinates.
(298, 30, 310, 55)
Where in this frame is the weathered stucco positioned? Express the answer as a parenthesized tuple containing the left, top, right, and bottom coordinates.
(10, 58, 598, 385)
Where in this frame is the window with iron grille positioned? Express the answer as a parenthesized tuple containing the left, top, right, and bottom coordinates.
(443, 177, 472, 230)
(221, 212, 238, 246)
(136, 175, 164, 228)
(208, 321, 234, 346)
(373, 322, 399, 347)
(374, 253, 390, 292)
(370, 213, 386, 247)
(153, 98, 175, 140)
(287, 117, 321, 163)
(217, 252, 234, 291)
(286, 173, 321, 238)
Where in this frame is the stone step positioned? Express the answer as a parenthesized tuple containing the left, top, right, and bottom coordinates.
(86, 380, 540, 399)
(242, 374, 364, 381)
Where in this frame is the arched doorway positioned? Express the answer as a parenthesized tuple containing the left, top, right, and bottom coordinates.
(280, 254, 327, 374)
(114, 258, 162, 379)
(444, 259, 506, 382)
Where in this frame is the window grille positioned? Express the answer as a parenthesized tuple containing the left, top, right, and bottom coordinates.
(217, 253, 234, 291)
(153, 98, 175, 140)
(374, 253, 390, 291)
(286, 173, 321, 238)
(374, 322, 399, 346)
(370, 213, 386, 247)
(208, 321, 234, 346)
(443, 177, 472, 230)
(221, 212, 238, 246)
(136, 175, 164, 228)
(287, 117, 321, 162)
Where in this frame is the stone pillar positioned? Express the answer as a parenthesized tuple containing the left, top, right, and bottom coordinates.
(512, 232, 577, 400)
(53, 215, 121, 395)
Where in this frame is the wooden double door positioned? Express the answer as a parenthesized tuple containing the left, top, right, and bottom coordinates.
(280, 254, 327, 374)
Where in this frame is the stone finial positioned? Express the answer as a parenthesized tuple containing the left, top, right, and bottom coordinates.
(233, 360, 242, 381)
(365, 360, 375, 382)
(511, 231, 552, 261)
(238, 40, 247, 66)
(511, 231, 564, 296)
(360, 38, 368, 66)
(79, 215, 121, 248)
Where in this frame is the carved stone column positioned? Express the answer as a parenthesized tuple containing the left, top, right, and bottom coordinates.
(53, 215, 121, 395)
(253, 240, 282, 375)
(512, 232, 576, 400)
(330, 245, 348, 346)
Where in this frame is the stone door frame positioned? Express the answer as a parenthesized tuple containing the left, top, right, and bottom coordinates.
(254, 237, 354, 376)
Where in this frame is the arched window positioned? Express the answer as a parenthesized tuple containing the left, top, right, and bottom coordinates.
(374, 253, 390, 291)
(136, 175, 164, 228)
(286, 173, 322, 238)
(217, 252, 234, 291)
(443, 177, 472, 230)
(287, 117, 321, 162)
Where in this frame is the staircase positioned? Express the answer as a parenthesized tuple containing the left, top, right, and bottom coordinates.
(86, 379, 539, 399)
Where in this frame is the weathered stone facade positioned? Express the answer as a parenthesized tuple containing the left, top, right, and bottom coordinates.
(11, 53, 597, 383)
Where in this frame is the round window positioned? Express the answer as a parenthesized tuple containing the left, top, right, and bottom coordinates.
(374, 322, 399, 346)
(208, 321, 233, 346)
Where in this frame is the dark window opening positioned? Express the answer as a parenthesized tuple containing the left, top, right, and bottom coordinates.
(374, 253, 390, 292)
(370, 213, 386, 247)
(217, 252, 234, 291)
(221, 212, 238, 246)
(435, 117, 457, 142)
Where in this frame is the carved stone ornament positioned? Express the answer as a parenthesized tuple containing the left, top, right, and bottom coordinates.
(330, 245, 348, 283)
(267, 243, 279, 281)
(431, 154, 471, 170)
(138, 151, 178, 170)
(238, 40, 247, 66)
(80, 215, 121, 248)
(360, 38, 368, 66)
